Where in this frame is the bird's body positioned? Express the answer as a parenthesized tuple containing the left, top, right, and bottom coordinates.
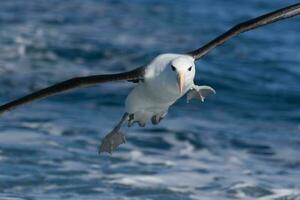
(0, 3, 299, 154)
(125, 54, 195, 126)
(99, 53, 215, 153)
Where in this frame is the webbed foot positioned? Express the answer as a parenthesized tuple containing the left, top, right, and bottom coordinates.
(187, 85, 216, 103)
(99, 130, 126, 154)
(99, 113, 128, 154)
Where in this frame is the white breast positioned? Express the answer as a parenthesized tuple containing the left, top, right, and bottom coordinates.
(125, 83, 174, 113)
(126, 54, 182, 113)
(124, 53, 194, 124)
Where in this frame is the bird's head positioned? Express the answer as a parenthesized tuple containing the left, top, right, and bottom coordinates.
(168, 56, 195, 95)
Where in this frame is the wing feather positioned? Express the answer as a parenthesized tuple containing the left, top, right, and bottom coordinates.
(187, 3, 300, 60)
(0, 66, 145, 114)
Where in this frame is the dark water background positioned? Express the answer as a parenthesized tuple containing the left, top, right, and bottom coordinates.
(0, 0, 300, 199)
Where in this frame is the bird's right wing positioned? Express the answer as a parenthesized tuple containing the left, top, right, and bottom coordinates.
(0, 66, 145, 114)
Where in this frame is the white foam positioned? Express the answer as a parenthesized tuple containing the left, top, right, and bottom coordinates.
(258, 188, 300, 200)
(127, 150, 176, 167)
(110, 175, 164, 187)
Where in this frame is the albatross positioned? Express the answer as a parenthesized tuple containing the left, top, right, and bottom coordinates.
(0, 4, 300, 154)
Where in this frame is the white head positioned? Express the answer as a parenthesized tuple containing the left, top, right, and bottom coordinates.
(166, 55, 195, 95)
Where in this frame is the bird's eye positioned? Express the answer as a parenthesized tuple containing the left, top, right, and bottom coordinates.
(188, 66, 192, 71)
(171, 65, 176, 71)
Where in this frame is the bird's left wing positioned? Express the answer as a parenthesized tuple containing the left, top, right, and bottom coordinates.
(0, 66, 145, 114)
(187, 3, 300, 60)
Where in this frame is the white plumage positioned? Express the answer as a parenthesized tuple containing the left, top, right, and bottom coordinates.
(125, 54, 197, 126)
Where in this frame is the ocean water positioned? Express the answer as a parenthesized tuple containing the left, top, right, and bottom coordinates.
(0, 0, 300, 199)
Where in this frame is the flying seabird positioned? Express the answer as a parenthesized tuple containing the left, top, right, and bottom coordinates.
(0, 4, 299, 154)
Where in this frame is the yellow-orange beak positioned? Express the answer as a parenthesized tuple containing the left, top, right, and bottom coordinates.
(177, 72, 185, 95)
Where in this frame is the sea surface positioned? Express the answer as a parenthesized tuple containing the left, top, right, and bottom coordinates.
(0, 0, 300, 199)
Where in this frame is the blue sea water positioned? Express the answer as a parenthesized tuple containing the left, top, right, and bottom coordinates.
(0, 0, 300, 199)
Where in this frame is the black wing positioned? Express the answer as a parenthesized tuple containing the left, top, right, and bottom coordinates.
(187, 3, 300, 60)
(0, 66, 145, 114)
